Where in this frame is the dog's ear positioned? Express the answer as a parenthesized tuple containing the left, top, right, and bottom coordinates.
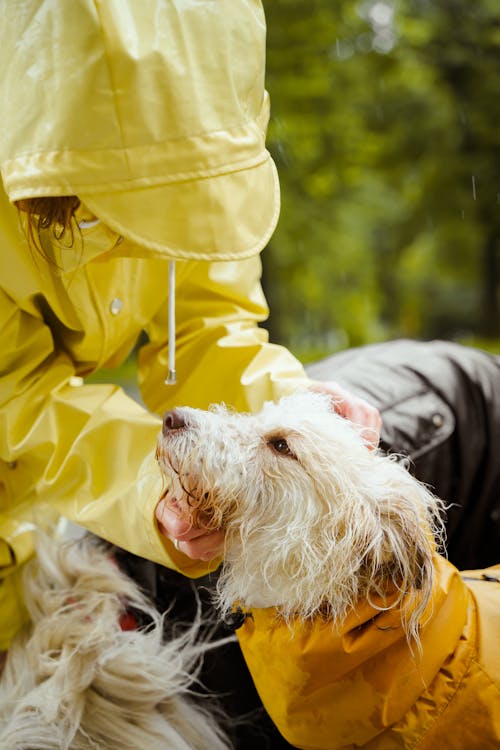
(366, 494, 437, 639)
(379, 502, 435, 583)
(378, 529, 434, 593)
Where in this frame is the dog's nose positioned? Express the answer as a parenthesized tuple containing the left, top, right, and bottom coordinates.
(162, 409, 186, 435)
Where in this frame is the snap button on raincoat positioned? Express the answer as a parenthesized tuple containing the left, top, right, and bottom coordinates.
(237, 557, 500, 749)
(0, 1, 309, 649)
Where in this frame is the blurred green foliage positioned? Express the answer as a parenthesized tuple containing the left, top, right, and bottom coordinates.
(262, 0, 500, 359)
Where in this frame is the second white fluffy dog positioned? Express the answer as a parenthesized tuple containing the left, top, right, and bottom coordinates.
(0, 530, 231, 750)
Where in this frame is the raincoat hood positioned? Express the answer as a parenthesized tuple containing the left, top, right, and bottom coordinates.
(0, 0, 279, 262)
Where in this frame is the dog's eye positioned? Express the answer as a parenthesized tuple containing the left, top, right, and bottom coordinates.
(269, 438, 293, 456)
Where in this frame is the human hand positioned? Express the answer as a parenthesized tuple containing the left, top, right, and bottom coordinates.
(155, 494, 225, 562)
(309, 380, 382, 448)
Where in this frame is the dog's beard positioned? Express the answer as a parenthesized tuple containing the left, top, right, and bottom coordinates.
(156, 449, 236, 533)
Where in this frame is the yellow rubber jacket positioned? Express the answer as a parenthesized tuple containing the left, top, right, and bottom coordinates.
(0, 1, 309, 648)
(237, 557, 500, 749)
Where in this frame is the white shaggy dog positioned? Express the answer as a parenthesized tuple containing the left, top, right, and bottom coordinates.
(0, 530, 231, 750)
(156, 392, 500, 750)
(157, 393, 443, 637)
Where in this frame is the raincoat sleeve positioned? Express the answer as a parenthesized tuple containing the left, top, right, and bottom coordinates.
(138, 255, 310, 415)
(0, 283, 215, 587)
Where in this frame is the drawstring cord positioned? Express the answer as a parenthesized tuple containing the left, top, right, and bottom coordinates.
(165, 260, 176, 384)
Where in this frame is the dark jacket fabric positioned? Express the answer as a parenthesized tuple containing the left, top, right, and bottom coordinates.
(307, 338, 500, 570)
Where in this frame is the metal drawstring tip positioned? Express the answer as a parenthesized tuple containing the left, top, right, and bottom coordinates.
(165, 369, 177, 385)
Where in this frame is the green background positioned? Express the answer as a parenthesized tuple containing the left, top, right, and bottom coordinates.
(262, 0, 500, 361)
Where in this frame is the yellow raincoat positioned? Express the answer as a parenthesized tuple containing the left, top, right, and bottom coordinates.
(237, 557, 500, 749)
(0, 1, 309, 649)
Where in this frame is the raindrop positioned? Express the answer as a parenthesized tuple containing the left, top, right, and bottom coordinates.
(335, 37, 355, 60)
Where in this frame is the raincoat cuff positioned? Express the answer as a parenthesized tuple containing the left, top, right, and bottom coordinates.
(138, 451, 221, 578)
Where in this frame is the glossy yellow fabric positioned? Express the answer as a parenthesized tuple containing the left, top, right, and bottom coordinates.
(237, 557, 500, 749)
(0, 0, 309, 648)
(0, 191, 305, 648)
(0, 198, 307, 650)
(0, 1, 279, 261)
